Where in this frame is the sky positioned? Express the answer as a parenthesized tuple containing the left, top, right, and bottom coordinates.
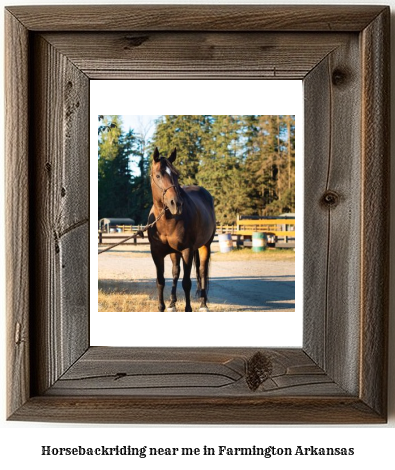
(121, 115, 160, 143)
(118, 115, 160, 174)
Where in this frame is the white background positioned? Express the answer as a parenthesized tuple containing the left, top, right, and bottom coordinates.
(1, 0, 394, 469)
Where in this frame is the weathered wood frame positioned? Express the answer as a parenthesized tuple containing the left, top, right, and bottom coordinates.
(5, 5, 389, 423)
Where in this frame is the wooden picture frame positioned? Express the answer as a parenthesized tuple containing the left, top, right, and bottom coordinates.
(5, 5, 389, 424)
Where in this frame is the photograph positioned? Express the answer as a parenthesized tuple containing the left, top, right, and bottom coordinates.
(98, 115, 296, 313)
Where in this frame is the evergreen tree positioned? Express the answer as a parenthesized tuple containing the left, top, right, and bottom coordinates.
(99, 114, 296, 226)
(98, 115, 135, 220)
(197, 115, 253, 223)
(130, 133, 152, 224)
(151, 115, 210, 185)
(243, 115, 295, 215)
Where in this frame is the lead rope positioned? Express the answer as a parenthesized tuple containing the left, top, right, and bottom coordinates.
(98, 207, 168, 255)
(99, 169, 178, 255)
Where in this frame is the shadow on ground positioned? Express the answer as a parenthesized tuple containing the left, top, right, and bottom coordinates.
(99, 275, 295, 311)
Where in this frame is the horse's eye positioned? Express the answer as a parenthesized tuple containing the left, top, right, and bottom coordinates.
(156, 174, 160, 179)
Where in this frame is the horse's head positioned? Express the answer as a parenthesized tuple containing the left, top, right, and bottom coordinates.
(151, 147, 183, 215)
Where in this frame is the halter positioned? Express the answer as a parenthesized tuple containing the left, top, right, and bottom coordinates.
(150, 167, 181, 208)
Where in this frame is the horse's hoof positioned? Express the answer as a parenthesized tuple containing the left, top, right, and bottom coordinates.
(167, 306, 177, 312)
(199, 307, 209, 312)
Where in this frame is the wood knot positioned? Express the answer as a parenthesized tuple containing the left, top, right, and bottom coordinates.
(114, 372, 127, 381)
(332, 68, 349, 87)
(246, 351, 273, 391)
(320, 190, 340, 208)
(53, 231, 60, 254)
(123, 35, 149, 49)
(15, 322, 22, 345)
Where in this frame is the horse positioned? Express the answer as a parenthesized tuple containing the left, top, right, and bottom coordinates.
(147, 147, 216, 312)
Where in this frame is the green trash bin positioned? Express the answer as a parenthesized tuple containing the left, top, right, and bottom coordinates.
(252, 232, 267, 252)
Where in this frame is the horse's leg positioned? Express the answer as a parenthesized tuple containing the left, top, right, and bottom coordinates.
(153, 255, 166, 312)
(197, 244, 211, 312)
(168, 252, 181, 312)
(181, 249, 194, 312)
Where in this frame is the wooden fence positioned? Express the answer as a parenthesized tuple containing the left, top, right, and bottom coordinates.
(98, 216, 295, 246)
(235, 215, 295, 240)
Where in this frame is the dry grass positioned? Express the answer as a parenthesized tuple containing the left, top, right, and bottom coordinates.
(98, 280, 247, 312)
(99, 290, 156, 312)
(98, 289, 232, 312)
(99, 244, 295, 262)
(212, 247, 295, 262)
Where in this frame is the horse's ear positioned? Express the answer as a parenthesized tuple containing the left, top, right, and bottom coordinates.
(169, 148, 177, 163)
(153, 147, 160, 162)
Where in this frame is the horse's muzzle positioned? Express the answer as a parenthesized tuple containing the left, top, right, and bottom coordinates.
(167, 197, 183, 215)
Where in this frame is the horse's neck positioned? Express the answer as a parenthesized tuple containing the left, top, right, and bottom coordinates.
(153, 199, 163, 209)
(152, 193, 165, 213)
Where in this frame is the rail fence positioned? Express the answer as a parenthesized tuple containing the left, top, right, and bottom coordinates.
(98, 216, 295, 248)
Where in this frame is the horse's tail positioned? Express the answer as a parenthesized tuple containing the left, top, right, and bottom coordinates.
(205, 256, 210, 297)
(193, 249, 210, 298)
(194, 250, 202, 298)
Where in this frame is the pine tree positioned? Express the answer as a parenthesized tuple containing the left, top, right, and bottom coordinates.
(130, 133, 152, 224)
(98, 115, 136, 220)
(242, 115, 295, 216)
(151, 115, 210, 185)
(197, 115, 254, 223)
(120, 114, 296, 225)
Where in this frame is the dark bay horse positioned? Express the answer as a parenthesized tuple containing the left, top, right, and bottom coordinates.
(147, 147, 216, 312)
